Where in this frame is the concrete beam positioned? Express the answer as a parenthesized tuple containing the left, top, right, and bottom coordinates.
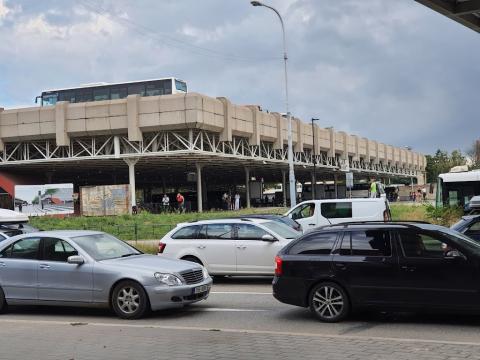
(246, 106, 261, 146)
(272, 112, 285, 150)
(127, 95, 142, 142)
(55, 101, 69, 146)
(217, 97, 233, 142)
(293, 118, 304, 153)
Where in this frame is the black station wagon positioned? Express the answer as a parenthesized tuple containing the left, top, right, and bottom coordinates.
(272, 222, 480, 322)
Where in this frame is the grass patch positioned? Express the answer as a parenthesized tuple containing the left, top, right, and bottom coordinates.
(390, 203, 462, 226)
(390, 203, 430, 222)
(30, 207, 286, 241)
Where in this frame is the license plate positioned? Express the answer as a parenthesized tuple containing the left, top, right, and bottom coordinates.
(194, 285, 210, 294)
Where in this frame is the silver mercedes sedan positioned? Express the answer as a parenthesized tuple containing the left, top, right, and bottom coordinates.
(0, 230, 212, 319)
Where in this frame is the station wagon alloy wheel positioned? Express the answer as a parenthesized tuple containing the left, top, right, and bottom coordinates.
(309, 282, 349, 322)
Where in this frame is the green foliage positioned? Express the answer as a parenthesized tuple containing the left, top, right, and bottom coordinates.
(425, 149, 467, 183)
(424, 203, 463, 227)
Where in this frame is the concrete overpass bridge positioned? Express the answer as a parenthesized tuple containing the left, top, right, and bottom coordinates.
(0, 93, 426, 212)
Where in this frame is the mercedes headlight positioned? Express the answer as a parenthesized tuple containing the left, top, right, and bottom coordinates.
(154, 272, 183, 286)
(202, 266, 209, 279)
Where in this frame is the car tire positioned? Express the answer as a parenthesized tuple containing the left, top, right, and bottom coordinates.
(309, 282, 350, 323)
(181, 256, 203, 266)
(111, 281, 150, 320)
(0, 287, 6, 314)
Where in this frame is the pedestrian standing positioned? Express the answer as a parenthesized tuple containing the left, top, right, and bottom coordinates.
(162, 194, 170, 213)
(370, 179, 377, 198)
(234, 193, 240, 210)
(226, 193, 231, 211)
(176, 192, 185, 213)
(422, 187, 427, 201)
(222, 192, 228, 210)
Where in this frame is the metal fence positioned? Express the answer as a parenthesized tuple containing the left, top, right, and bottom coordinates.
(39, 223, 177, 241)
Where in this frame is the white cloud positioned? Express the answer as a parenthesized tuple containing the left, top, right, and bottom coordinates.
(0, 0, 20, 24)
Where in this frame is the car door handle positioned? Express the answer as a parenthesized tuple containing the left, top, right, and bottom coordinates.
(334, 263, 347, 270)
(308, 224, 315, 226)
(401, 265, 416, 272)
(197, 245, 206, 249)
(0, 262, 5, 267)
(236, 246, 247, 250)
(39, 264, 51, 269)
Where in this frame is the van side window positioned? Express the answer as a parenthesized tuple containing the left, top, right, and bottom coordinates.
(290, 203, 315, 220)
(321, 202, 352, 219)
(289, 232, 338, 255)
(340, 230, 391, 257)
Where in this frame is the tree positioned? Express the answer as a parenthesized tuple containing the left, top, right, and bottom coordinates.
(425, 149, 467, 183)
(466, 141, 480, 170)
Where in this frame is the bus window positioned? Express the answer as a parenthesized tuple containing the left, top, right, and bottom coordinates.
(42, 93, 58, 106)
(110, 86, 127, 100)
(175, 80, 187, 93)
(58, 91, 75, 103)
(93, 88, 109, 101)
(76, 89, 93, 102)
(145, 82, 163, 96)
(128, 83, 145, 96)
(164, 80, 172, 94)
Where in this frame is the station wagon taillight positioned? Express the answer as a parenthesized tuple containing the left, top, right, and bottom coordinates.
(158, 242, 166, 254)
(275, 256, 283, 276)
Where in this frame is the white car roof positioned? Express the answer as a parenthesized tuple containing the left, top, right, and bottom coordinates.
(177, 218, 270, 227)
(0, 209, 29, 224)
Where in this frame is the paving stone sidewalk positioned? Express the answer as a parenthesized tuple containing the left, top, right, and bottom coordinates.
(1, 322, 480, 360)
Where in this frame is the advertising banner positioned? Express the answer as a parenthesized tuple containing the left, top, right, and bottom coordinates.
(14, 184, 74, 216)
(80, 184, 130, 216)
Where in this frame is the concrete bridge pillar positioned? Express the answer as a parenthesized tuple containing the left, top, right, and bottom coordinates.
(124, 158, 139, 214)
(196, 163, 203, 213)
(245, 167, 251, 209)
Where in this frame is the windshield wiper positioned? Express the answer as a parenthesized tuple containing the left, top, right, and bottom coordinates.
(121, 253, 141, 258)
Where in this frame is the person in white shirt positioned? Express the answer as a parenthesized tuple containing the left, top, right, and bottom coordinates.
(162, 194, 170, 212)
(234, 193, 240, 210)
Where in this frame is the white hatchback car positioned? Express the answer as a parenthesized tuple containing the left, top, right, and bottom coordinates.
(158, 218, 301, 275)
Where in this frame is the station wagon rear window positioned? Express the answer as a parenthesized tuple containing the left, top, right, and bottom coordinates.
(288, 232, 338, 255)
(172, 225, 200, 239)
(340, 230, 391, 257)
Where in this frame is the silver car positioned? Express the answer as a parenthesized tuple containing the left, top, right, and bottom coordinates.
(0, 230, 212, 319)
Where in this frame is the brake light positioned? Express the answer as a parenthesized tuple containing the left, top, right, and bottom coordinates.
(158, 242, 166, 254)
(275, 255, 283, 276)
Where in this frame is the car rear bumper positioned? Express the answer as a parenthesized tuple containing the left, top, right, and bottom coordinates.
(145, 277, 213, 311)
(272, 276, 307, 308)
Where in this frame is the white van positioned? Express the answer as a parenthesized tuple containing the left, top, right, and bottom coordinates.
(285, 198, 391, 231)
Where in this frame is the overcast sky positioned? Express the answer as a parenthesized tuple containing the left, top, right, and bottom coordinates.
(0, 0, 478, 155)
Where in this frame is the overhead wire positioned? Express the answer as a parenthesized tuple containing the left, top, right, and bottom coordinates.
(78, 0, 281, 63)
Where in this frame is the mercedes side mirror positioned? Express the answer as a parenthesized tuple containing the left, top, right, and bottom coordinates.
(67, 255, 85, 265)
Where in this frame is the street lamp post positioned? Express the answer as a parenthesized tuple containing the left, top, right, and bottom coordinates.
(311, 118, 320, 199)
(251, 1, 296, 207)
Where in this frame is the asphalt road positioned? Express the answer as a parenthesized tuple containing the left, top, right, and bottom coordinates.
(1, 277, 480, 359)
